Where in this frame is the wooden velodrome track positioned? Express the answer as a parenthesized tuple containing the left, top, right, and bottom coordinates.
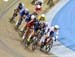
(0, 0, 57, 57)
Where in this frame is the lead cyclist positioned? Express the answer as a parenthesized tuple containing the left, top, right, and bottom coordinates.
(40, 25, 59, 49)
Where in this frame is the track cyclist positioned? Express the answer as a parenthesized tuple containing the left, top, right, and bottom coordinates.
(23, 14, 47, 46)
(20, 13, 35, 35)
(10, 3, 25, 22)
(26, 14, 47, 42)
(22, 15, 36, 41)
(40, 25, 59, 50)
(16, 8, 29, 29)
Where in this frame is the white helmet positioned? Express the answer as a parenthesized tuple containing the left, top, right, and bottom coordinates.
(41, 14, 45, 17)
(31, 15, 36, 19)
(37, 5, 41, 8)
(54, 25, 59, 30)
(25, 8, 29, 11)
(22, 3, 25, 7)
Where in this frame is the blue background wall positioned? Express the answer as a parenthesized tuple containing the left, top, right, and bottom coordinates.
(51, 0, 75, 51)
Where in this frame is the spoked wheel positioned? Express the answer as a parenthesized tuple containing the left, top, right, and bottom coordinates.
(23, 37, 31, 48)
(45, 40, 53, 53)
(32, 37, 38, 51)
(32, 43, 37, 51)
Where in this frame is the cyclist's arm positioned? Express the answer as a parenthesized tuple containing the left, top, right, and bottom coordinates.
(28, 20, 34, 24)
(52, 30, 59, 41)
(55, 30, 59, 39)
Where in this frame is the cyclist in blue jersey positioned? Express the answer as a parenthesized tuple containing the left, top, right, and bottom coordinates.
(10, 3, 25, 22)
(16, 8, 29, 29)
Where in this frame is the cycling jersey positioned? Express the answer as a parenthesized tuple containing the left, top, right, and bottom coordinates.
(20, 9, 29, 17)
(27, 20, 34, 28)
(34, 19, 40, 32)
(46, 26, 59, 39)
(40, 25, 59, 44)
(25, 14, 31, 22)
(26, 16, 36, 27)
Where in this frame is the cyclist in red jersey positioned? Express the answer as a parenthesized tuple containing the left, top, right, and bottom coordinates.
(34, 4, 42, 15)
(22, 15, 36, 40)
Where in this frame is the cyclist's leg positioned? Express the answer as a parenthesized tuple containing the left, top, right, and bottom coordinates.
(39, 35, 46, 48)
(20, 22, 27, 32)
(16, 16, 23, 29)
(27, 29, 34, 41)
(48, 37, 53, 45)
(22, 27, 29, 42)
(45, 37, 53, 52)
(28, 26, 39, 42)
(10, 9, 18, 22)
(22, 27, 28, 39)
